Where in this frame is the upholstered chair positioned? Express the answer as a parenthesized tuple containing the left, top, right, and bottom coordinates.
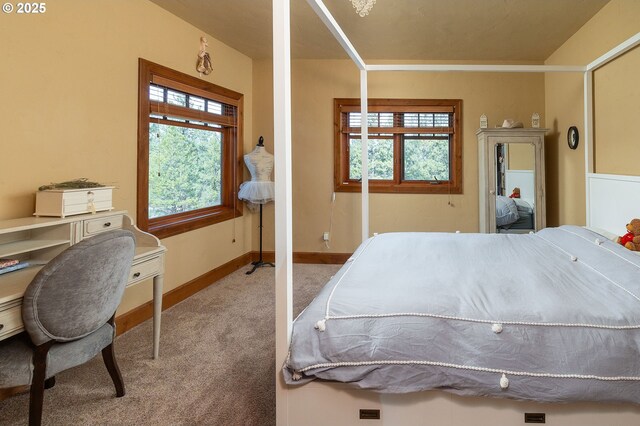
(0, 229, 136, 426)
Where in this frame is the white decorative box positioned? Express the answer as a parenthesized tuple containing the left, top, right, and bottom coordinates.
(34, 187, 114, 218)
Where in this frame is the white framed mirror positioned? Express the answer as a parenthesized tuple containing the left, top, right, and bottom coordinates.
(495, 143, 536, 233)
(477, 128, 547, 234)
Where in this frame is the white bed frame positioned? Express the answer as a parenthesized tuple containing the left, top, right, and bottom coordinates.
(587, 173, 640, 233)
(273, 1, 640, 424)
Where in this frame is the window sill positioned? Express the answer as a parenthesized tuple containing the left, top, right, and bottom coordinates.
(146, 206, 241, 239)
(335, 181, 462, 194)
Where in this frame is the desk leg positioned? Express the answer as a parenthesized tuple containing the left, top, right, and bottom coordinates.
(153, 274, 164, 359)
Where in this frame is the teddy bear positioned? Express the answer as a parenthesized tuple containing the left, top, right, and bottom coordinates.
(508, 187, 521, 199)
(616, 218, 640, 251)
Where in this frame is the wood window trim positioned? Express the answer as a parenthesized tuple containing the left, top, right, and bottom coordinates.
(334, 98, 463, 195)
(149, 101, 236, 127)
(138, 58, 244, 239)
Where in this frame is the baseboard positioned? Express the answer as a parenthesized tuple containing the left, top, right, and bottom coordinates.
(115, 250, 349, 336)
(255, 251, 351, 264)
(0, 385, 29, 402)
(162, 252, 253, 311)
(115, 252, 252, 336)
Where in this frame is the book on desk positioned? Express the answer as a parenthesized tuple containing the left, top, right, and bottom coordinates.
(0, 261, 30, 275)
(0, 258, 20, 269)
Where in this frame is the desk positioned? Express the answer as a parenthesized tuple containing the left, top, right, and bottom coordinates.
(0, 211, 166, 359)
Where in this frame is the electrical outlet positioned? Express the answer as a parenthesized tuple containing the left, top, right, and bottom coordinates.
(323, 232, 330, 241)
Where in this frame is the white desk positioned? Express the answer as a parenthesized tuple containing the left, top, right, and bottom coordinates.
(0, 211, 166, 359)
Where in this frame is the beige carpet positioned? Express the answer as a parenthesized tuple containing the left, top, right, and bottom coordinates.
(0, 263, 340, 426)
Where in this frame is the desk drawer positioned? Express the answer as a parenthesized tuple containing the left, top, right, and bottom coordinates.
(35, 187, 114, 218)
(128, 257, 161, 285)
(83, 215, 124, 236)
(66, 200, 113, 217)
(0, 305, 23, 339)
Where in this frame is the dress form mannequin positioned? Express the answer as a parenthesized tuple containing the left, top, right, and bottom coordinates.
(238, 136, 275, 274)
(238, 137, 275, 207)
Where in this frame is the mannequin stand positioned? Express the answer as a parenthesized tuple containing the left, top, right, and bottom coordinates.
(247, 203, 274, 275)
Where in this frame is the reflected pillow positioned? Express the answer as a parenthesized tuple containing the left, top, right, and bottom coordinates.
(513, 198, 533, 214)
(496, 195, 519, 226)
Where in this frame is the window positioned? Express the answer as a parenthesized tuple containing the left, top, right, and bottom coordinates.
(138, 59, 243, 238)
(334, 98, 462, 194)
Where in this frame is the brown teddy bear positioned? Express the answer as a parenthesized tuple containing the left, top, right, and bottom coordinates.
(617, 218, 640, 251)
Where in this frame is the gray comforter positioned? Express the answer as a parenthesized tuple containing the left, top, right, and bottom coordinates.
(284, 226, 640, 404)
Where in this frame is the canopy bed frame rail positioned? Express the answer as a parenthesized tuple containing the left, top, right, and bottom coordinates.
(273, 0, 640, 424)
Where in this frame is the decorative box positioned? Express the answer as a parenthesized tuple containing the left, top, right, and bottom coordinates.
(34, 187, 114, 218)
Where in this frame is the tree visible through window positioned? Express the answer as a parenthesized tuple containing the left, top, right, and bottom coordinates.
(148, 124, 222, 218)
(334, 99, 462, 194)
(138, 59, 243, 238)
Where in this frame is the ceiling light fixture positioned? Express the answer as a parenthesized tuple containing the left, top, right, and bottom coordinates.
(350, 0, 376, 17)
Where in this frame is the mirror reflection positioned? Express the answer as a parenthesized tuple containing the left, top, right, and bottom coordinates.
(494, 143, 535, 233)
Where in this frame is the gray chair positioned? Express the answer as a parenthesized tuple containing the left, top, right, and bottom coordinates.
(0, 229, 136, 426)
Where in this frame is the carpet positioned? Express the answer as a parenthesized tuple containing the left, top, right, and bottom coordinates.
(0, 263, 340, 425)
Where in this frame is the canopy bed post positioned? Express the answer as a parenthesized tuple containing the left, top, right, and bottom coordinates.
(360, 69, 369, 242)
(584, 70, 594, 226)
(273, 0, 293, 423)
(583, 70, 594, 175)
(305, 1, 369, 242)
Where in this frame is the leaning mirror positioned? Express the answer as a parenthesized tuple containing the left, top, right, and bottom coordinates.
(494, 143, 536, 233)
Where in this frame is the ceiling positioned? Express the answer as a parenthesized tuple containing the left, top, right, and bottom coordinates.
(149, 0, 610, 62)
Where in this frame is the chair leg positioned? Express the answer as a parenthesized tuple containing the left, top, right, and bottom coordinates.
(29, 342, 53, 426)
(102, 343, 125, 397)
(44, 376, 55, 389)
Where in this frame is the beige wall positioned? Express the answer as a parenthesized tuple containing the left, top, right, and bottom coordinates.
(593, 47, 640, 174)
(544, 0, 640, 226)
(4, 0, 636, 313)
(0, 0, 254, 314)
(507, 144, 535, 171)
(254, 60, 545, 253)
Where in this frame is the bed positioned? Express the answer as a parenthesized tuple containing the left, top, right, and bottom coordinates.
(273, 1, 640, 424)
(495, 195, 535, 232)
(284, 226, 640, 404)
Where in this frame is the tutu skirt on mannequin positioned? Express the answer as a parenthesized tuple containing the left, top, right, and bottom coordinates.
(238, 180, 275, 211)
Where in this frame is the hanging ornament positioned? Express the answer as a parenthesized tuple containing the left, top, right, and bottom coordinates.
(350, 0, 376, 17)
(196, 37, 213, 76)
